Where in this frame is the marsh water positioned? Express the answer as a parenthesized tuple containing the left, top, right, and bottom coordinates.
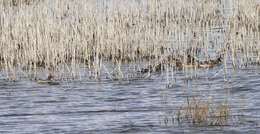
(0, 62, 260, 134)
(0, 0, 259, 133)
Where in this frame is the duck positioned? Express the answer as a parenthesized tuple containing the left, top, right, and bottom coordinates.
(38, 75, 53, 84)
(199, 57, 222, 68)
(212, 57, 222, 65)
(137, 65, 153, 74)
(155, 63, 165, 72)
(180, 55, 198, 65)
(199, 60, 214, 68)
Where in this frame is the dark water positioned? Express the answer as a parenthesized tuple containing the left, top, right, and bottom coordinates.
(0, 63, 260, 134)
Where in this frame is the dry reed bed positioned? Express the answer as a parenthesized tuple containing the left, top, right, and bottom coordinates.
(159, 89, 251, 127)
(175, 96, 229, 126)
(0, 0, 259, 80)
(162, 96, 230, 126)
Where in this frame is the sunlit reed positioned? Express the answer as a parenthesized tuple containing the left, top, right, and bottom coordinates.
(0, 0, 258, 81)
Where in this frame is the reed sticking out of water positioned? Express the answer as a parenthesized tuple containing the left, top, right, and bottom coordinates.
(0, 0, 259, 81)
(173, 95, 229, 126)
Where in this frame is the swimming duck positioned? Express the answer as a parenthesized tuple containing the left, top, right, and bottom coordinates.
(180, 55, 198, 65)
(155, 63, 165, 72)
(212, 57, 222, 65)
(38, 75, 53, 84)
(199, 60, 214, 68)
(137, 65, 153, 74)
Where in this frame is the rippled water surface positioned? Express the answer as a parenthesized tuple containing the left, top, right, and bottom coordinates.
(0, 0, 259, 133)
(0, 63, 260, 134)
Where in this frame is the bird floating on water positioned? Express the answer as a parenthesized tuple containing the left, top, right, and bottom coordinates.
(38, 75, 53, 84)
(37, 75, 60, 85)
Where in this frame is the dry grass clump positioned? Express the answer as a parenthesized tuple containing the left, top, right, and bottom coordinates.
(167, 96, 230, 126)
(0, 0, 259, 81)
(4, 0, 38, 6)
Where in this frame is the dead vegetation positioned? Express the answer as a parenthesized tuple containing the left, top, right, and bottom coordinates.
(0, 0, 259, 81)
(175, 96, 229, 126)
